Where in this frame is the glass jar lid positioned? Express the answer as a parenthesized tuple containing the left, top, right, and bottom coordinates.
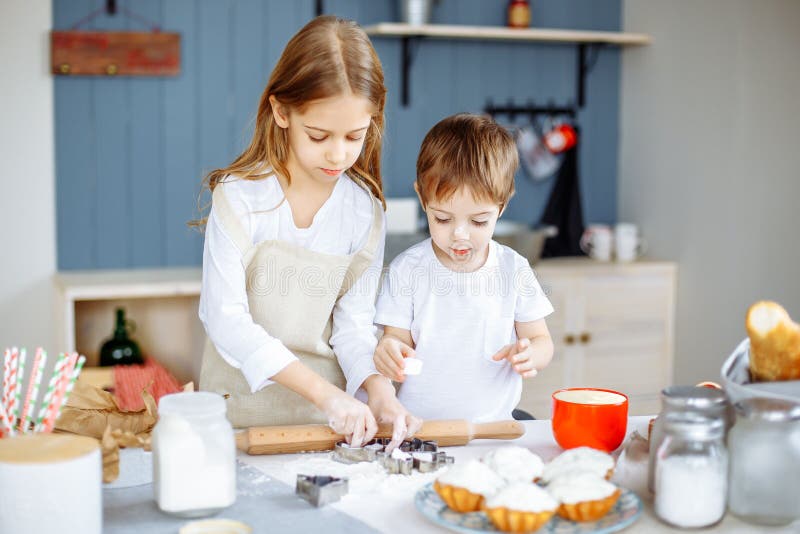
(158, 391, 226, 418)
(661, 385, 728, 410)
(735, 397, 800, 422)
(663, 412, 724, 441)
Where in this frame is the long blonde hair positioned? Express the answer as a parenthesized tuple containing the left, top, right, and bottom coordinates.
(192, 16, 386, 227)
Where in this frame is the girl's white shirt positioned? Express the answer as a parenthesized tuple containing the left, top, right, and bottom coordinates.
(199, 173, 385, 396)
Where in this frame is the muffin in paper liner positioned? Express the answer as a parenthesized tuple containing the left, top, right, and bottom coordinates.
(557, 488, 622, 522)
(540, 447, 616, 484)
(433, 480, 485, 513)
(484, 507, 555, 533)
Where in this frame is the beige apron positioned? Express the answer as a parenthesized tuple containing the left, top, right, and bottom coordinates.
(199, 181, 383, 428)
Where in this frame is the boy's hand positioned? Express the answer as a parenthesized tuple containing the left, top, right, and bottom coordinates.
(374, 335, 415, 382)
(491, 338, 539, 378)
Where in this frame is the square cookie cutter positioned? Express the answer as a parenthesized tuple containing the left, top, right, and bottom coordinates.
(295, 474, 349, 507)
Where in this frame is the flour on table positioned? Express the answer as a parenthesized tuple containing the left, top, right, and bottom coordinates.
(279, 452, 442, 498)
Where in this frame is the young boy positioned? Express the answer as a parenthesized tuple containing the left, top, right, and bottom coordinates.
(374, 113, 555, 422)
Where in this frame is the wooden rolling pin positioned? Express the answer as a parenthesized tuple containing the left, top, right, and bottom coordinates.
(236, 419, 524, 455)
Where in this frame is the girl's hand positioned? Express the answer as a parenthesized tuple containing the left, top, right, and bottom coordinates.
(491, 338, 539, 378)
(319, 388, 378, 447)
(367, 385, 423, 453)
(374, 335, 415, 382)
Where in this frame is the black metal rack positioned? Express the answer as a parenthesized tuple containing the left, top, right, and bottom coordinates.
(396, 38, 603, 109)
(484, 100, 577, 121)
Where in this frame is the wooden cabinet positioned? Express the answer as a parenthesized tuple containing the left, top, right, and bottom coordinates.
(518, 259, 676, 418)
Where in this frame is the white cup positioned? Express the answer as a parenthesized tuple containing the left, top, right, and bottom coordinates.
(580, 224, 613, 261)
(614, 223, 646, 262)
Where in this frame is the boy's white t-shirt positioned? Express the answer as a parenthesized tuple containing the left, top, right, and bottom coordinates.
(375, 238, 554, 422)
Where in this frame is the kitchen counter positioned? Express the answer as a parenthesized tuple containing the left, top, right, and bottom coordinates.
(240, 416, 799, 534)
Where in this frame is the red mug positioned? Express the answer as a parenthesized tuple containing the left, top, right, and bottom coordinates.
(551, 387, 628, 452)
(543, 123, 578, 153)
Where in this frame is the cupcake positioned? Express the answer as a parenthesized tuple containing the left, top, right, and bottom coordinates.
(482, 446, 544, 483)
(433, 459, 506, 512)
(545, 473, 622, 522)
(540, 447, 615, 483)
(484, 482, 558, 532)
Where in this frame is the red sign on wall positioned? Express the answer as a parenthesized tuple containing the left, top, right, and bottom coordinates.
(51, 31, 180, 76)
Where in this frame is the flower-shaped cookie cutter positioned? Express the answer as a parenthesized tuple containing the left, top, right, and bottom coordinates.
(333, 437, 454, 474)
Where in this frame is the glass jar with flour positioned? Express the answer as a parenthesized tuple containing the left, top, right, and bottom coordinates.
(654, 414, 728, 529)
(647, 385, 731, 492)
(152, 392, 236, 517)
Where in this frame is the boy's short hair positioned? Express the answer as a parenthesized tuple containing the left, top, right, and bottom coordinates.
(416, 113, 518, 209)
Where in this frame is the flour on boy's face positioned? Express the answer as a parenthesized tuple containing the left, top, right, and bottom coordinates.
(425, 186, 501, 273)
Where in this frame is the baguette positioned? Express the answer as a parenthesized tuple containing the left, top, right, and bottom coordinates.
(745, 300, 800, 381)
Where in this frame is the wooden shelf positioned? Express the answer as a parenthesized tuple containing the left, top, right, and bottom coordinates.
(364, 23, 651, 107)
(55, 267, 201, 301)
(364, 23, 651, 46)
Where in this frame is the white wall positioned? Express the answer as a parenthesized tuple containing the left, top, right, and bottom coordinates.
(620, 0, 800, 384)
(0, 1, 56, 352)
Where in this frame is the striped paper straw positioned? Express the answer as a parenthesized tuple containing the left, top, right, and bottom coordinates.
(11, 348, 26, 428)
(2, 348, 12, 416)
(41, 352, 78, 433)
(19, 349, 46, 433)
(34, 352, 67, 432)
(48, 354, 85, 432)
(0, 394, 13, 437)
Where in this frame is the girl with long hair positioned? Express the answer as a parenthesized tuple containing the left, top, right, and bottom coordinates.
(197, 16, 420, 449)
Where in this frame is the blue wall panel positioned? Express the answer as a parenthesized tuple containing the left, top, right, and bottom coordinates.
(54, 0, 621, 269)
(162, 0, 201, 267)
(128, 0, 164, 267)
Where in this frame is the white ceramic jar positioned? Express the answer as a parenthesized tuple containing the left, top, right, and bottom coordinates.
(153, 392, 236, 517)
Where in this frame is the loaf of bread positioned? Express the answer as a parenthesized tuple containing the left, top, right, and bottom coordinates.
(745, 301, 800, 381)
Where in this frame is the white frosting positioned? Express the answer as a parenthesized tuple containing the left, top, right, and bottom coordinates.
(485, 482, 558, 513)
(545, 472, 618, 504)
(554, 389, 626, 405)
(481, 446, 544, 483)
(436, 459, 506, 497)
(541, 447, 614, 483)
(403, 358, 423, 375)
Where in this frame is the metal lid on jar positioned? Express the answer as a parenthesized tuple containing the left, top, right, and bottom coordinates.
(158, 391, 227, 418)
(661, 385, 729, 410)
(663, 412, 725, 441)
(734, 397, 800, 422)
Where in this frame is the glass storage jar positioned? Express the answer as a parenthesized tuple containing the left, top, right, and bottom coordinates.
(728, 397, 800, 526)
(152, 392, 236, 517)
(647, 385, 731, 492)
(654, 413, 728, 529)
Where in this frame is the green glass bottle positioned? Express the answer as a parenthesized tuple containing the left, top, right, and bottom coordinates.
(99, 308, 144, 366)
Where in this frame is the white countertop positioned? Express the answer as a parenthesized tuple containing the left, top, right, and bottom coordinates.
(239, 416, 799, 534)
